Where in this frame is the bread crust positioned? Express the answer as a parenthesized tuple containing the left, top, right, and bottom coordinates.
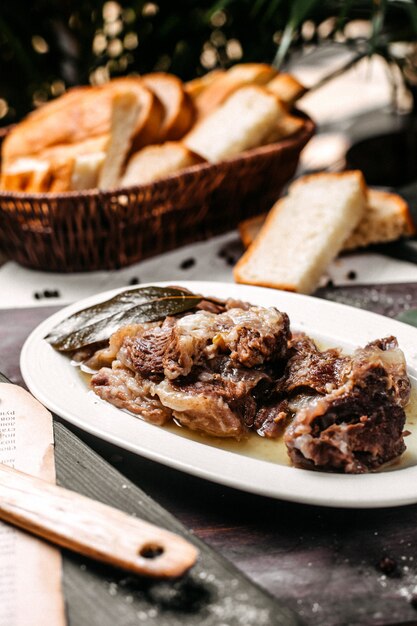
(289, 170, 368, 198)
(143, 73, 195, 141)
(2, 79, 162, 164)
(48, 157, 75, 193)
(238, 213, 267, 248)
(194, 63, 277, 118)
(110, 78, 164, 151)
(234, 198, 287, 286)
(266, 73, 306, 106)
(344, 188, 416, 250)
(369, 189, 416, 236)
(121, 141, 204, 187)
(185, 70, 226, 99)
(263, 114, 305, 143)
(0, 159, 51, 192)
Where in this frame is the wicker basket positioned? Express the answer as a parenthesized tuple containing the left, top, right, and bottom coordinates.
(0, 116, 314, 272)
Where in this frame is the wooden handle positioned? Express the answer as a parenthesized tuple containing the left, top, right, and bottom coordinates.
(0, 463, 198, 578)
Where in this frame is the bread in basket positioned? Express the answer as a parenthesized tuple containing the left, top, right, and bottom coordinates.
(0, 65, 314, 271)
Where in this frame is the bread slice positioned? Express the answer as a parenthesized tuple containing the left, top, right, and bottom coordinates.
(263, 114, 305, 143)
(71, 152, 105, 190)
(266, 74, 306, 106)
(143, 73, 195, 141)
(238, 213, 266, 249)
(0, 158, 51, 192)
(194, 63, 277, 118)
(1, 135, 109, 192)
(47, 156, 75, 193)
(121, 142, 203, 187)
(239, 189, 415, 251)
(98, 91, 144, 189)
(344, 189, 416, 250)
(45, 136, 108, 191)
(234, 171, 367, 294)
(106, 78, 163, 152)
(184, 86, 285, 163)
(2, 78, 162, 165)
(185, 70, 226, 99)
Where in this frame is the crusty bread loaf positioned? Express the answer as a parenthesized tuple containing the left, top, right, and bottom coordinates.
(143, 73, 195, 141)
(265, 74, 306, 106)
(193, 63, 277, 118)
(2, 86, 109, 165)
(234, 171, 367, 294)
(239, 188, 415, 252)
(121, 142, 203, 187)
(2, 86, 90, 166)
(184, 86, 285, 163)
(185, 70, 226, 99)
(2, 78, 162, 165)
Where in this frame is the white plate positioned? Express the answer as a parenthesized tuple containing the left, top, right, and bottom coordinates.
(20, 280, 417, 509)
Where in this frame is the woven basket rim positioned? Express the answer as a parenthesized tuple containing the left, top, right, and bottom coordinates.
(0, 115, 315, 202)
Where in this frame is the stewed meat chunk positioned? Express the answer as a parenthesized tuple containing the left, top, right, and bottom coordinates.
(89, 303, 290, 439)
(284, 336, 409, 473)
(124, 305, 290, 381)
(91, 361, 172, 425)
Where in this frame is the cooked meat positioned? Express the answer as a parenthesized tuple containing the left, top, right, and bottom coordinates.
(282, 335, 348, 395)
(82, 323, 158, 371)
(156, 379, 245, 438)
(225, 298, 250, 311)
(351, 336, 410, 408)
(254, 400, 290, 438)
(284, 336, 409, 473)
(154, 358, 271, 438)
(162, 311, 220, 379)
(124, 305, 290, 381)
(220, 307, 290, 367)
(89, 304, 288, 439)
(91, 361, 172, 425)
(121, 317, 175, 379)
(84, 286, 411, 473)
(252, 335, 348, 439)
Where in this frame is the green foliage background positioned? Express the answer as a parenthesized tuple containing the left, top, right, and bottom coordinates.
(1, 0, 417, 126)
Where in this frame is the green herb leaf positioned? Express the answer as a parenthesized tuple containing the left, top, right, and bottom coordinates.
(45, 286, 202, 352)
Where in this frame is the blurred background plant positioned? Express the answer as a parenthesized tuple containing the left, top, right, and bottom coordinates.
(1, 0, 417, 127)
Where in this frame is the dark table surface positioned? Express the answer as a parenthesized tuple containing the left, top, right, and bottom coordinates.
(5, 286, 417, 626)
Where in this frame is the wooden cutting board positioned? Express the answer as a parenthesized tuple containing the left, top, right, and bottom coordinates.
(54, 421, 299, 626)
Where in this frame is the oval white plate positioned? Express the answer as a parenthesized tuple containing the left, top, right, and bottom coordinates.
(21, 280, 417, 509)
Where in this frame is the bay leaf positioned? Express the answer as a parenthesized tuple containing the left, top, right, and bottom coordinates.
(45, 286, 202, 352)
